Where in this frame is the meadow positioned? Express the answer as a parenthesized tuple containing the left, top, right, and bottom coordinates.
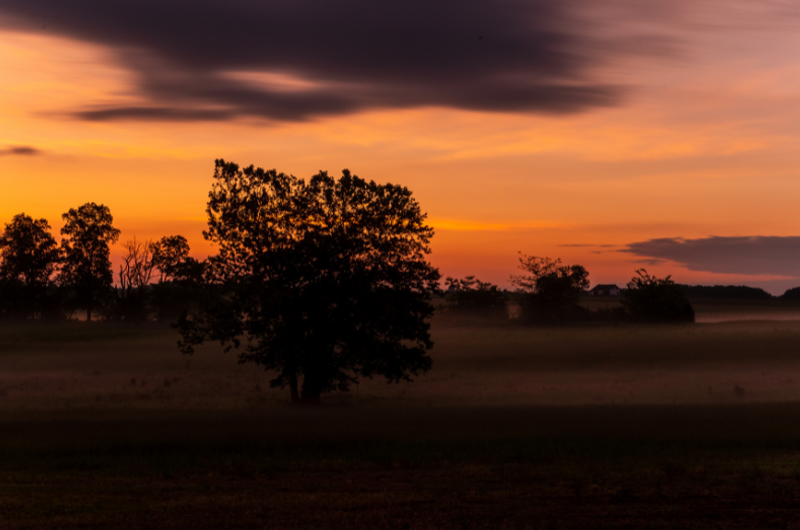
(3, 300, 800, 528)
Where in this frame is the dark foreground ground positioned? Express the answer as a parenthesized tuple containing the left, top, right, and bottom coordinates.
(5, 404, 800, 529)
(2, 307, 800, 528)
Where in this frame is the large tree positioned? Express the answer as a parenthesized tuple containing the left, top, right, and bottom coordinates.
(59, 203, 121, 321)
(0, 213, 61, 318)
(178, 160, 440, 403)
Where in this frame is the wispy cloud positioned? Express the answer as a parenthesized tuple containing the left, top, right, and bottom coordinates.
(430, 219, 560, 232)
(620, 236, 800, 277)
(0, 145, 41, 156)
(560, 243, 620, 248)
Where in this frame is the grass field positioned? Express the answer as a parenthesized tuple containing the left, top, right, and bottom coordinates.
(3, 304, 800, 528)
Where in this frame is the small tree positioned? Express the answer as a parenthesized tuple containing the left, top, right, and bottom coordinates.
(150, 235, 206, 322)
(59, 203, 121, 321)
(511, 254, 589, 322)
(151, 235, 191, 282)
(0, 213, 61, 318)
(444, 276, 507, 318)
(178, 160, 440, 403)
(622, 269, 694, 323)
(114, 237, 156, 321)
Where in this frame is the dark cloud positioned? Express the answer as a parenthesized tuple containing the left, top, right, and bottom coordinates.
(0, 146, 42, 156)
(0, 0, 645, 122)
(620, 236, 800, 277)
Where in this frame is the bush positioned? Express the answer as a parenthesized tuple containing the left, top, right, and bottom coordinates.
(780, 287, 800, 301)
(511, 255, 590, 323)
(444, 276, 507, 318)
(623, 270, 694, 323)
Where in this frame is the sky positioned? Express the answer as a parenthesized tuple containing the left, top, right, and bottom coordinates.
(1, 0, 800, 293)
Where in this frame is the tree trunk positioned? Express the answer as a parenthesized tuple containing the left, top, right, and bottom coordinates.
(87, 288, 93, 322)
(300, 372, 322, 404)
(289, 374, 300, 403)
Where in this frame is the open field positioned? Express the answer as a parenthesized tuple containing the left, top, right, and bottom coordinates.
(3, 308, 800, 528)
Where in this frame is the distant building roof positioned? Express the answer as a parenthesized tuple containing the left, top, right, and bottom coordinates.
(588, 284, 623, 296)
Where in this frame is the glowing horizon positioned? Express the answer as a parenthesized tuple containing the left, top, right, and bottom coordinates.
(2, 2, 800, 294)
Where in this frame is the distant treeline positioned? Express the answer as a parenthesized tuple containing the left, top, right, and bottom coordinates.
(11, 200, 795, 326)
(678, 285, 773, 300)
(0, 205, 204, 322)
(0, 203, 695, 325)
(677, 285, 800, 300)
(445, 258, 695, 324)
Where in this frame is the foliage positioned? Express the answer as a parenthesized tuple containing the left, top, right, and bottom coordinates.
(0, 213, 62, 318)
(622, 269, 695, 323)
(150, 235, 206, 323)
(151, 235, 191, 282)
(679, 284, 773, 300)
(510, 254, 590, 322)
(177, 159, 441, 403)
(780, 287, 800, 301)
(444, 276, 507, 318)
(58, 203, 121, 321)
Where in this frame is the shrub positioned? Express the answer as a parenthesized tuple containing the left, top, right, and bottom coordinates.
(622, 269, 694, 323)
(444, 276, 507, 318)
(511, 255, 590, 323)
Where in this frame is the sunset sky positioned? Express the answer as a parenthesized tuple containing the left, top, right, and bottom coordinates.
(1, 1, 800, 293)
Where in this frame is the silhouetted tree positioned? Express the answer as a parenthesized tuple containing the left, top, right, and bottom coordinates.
(150, 235, 206, 322)
(59, 203, 120, 321)
(444, 276, 507, 318)
(511, 254, 589, 322)
(178, 160, 440, 403)
(622, 269, 694, 323)
(151, 235, 190, 282)
(113, 237, 156, 321)
(679, 284, 773, 300)
(781, 287, 800, 301)
(0, 213, 61, 318)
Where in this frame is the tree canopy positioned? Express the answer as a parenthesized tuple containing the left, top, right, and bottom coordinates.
(149, 235, 206, 322)
(59, 202, 121, 321)
(623, 269, 695, 323)
(444, 275, 507, 317)
(178, 160, 440, 403)
(0, 213, 60, 287)
(511, 254, 589, 322)
(0, 213, 61, 318)
(151, 235, 191, 282)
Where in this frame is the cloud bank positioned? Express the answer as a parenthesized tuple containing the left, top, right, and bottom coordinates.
(0, 0, 644, 122)
(621, 236, 800, 277)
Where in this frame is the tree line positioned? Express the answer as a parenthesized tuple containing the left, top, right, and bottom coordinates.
(444, 255, 696, 324)
(0, 159, 708, 403)
(0, 204, 696, 325)
(0, 204, 203, 321)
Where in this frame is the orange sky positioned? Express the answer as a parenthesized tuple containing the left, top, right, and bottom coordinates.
(2, 3, 800, 293)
